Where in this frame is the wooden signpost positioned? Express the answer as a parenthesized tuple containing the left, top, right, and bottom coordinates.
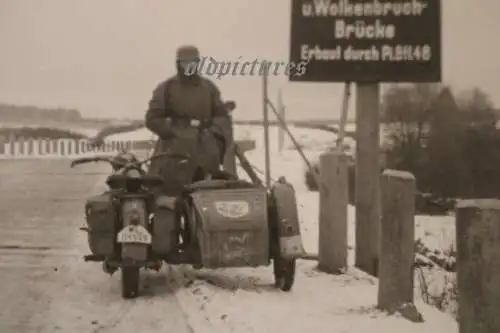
(289, 0, 442, 276)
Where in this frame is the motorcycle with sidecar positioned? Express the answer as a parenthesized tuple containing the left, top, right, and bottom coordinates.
(73, 149, 305, 298)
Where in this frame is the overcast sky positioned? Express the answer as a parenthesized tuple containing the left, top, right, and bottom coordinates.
(0, 0, 498, 120)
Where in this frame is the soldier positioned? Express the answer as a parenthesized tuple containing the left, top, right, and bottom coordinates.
(144, 45, 232, 195)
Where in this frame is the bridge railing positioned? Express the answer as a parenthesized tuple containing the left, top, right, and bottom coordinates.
(0, 137, 256, 159)
(0, 138, 137, 158)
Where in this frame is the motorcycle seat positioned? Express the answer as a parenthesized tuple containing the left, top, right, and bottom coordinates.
(106, 174, 165, 189)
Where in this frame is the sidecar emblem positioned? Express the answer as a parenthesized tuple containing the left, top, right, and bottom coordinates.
(214, 201, 249, 219)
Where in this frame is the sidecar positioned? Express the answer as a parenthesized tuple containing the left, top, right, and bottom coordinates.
(153, 176, 305, 291)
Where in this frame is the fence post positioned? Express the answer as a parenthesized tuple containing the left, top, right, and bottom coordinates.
(318, 150, 348, 273)
(8, 135, 15, 156)
(31, 138, 39, 156)
(39, 139, 46, 155)
(73, 139, 79, 155)
(50, 140, 57, 155)
(456, 199, 500, 333)
(378, 170, 419, 317)
(17, 137, 23, 156)
(45, 140, 51, 155)
(0, 135, 5, 155)
(24, 139, 30, 156)
(79, 139, 86, 154)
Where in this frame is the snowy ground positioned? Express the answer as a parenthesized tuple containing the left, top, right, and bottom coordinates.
(172, 125, 457, 332)
(0, 124, 457, 332)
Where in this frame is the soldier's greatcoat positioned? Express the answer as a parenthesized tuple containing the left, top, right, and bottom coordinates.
(145, 73, 231, 195)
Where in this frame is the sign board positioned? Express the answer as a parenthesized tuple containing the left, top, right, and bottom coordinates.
(289, 0, 441, 82)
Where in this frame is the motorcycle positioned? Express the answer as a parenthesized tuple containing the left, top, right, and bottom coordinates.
(73, 150, 305, 298)
(73, 151, 187, 298)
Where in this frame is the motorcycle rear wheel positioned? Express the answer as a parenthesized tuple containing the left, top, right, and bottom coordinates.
(121, 267, 140, 299)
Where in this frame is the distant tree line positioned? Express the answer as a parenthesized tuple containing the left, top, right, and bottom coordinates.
(305, 84, 500, 213)
(0, 127, 87, 140)
(382, 84, 500, 199)
(0, 103, 82, 122)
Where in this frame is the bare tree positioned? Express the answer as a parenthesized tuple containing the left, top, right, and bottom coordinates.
(381, 83, 441, 173)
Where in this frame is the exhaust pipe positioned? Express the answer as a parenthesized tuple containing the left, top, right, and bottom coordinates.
(84, 254, 105, 261)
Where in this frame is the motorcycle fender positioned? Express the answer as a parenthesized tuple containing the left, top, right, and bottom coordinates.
(271, 179, 306, 260)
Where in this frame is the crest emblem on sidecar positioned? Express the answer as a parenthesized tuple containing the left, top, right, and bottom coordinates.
(214, 200, 250, 219)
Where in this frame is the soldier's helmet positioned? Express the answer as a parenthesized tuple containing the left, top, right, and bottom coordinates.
(176, 45, 200, 61)
(176, 45, 200, 76)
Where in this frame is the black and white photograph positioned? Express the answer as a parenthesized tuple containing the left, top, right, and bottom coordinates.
(0, 1, 498, 332)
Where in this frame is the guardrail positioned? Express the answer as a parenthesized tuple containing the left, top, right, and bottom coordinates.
(0, 138, 256, 158)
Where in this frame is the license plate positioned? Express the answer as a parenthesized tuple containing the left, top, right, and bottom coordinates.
(117, 225, 152, 244)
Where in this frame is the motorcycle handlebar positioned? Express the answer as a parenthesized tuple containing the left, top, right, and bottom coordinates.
(70, 151, 191, 169)
(70, 156, 113, 167)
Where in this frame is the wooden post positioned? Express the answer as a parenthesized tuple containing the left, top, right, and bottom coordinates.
(8, 134, 15, 156)
(355, 83, 381, 276)
(456, 199, 500, 333)
(18, 137, 25, 156)
(262, 65, 271, 187)
(318, 150, 348, 273)
(378, 170, 416, 311)
(336, 82, 351, 148)
(0, 135, 5, 155)
(277, 89, 285, 152)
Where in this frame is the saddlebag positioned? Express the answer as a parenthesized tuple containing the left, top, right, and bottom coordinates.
(189, 187, 269, 268)
(85, 192, 117, 256)
(152, 195, 179, 254)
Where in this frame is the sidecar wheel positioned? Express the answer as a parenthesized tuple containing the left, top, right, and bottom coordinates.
(121, 267, 140, 299)
(273, 255, 296, 292)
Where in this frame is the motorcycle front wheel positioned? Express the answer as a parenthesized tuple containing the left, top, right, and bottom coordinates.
(121, 266, 140, 299)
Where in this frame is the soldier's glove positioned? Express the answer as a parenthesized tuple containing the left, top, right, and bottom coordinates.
(156, 118, 179, 140)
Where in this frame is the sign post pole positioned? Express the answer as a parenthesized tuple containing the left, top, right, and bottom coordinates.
(354, 82, 381, 276)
